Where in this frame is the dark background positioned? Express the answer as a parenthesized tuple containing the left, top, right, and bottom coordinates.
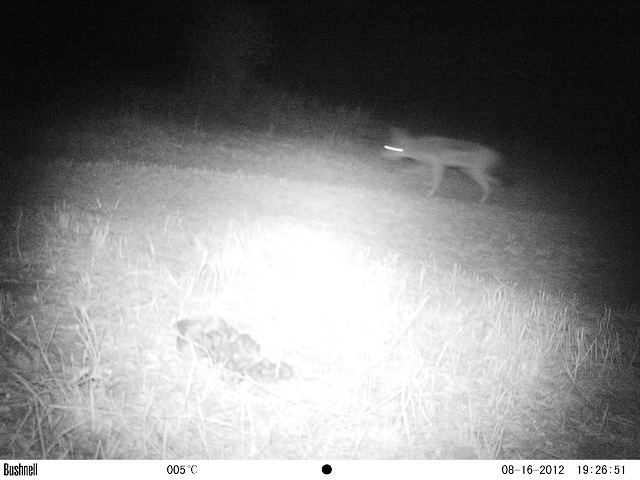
(1, 1, 637, 166)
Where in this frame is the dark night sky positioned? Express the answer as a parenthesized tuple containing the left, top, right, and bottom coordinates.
(2, 1, 638, 152)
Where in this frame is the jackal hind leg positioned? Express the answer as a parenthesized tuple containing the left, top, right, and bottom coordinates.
(428, 162, 445, 197)
(465, 168, 492, 204)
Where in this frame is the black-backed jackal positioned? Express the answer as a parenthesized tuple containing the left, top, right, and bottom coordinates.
(384, 128, 503, 204)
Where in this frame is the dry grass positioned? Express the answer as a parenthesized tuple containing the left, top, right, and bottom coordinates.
(1, 190, 638, 459)
(1, 114, 638, 459)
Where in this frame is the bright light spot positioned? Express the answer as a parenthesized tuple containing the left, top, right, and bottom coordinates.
(234, 224, 400, 368)
(384, 145, 403, 152)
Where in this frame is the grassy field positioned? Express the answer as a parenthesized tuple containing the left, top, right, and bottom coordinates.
(1, 113, 638, 459)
